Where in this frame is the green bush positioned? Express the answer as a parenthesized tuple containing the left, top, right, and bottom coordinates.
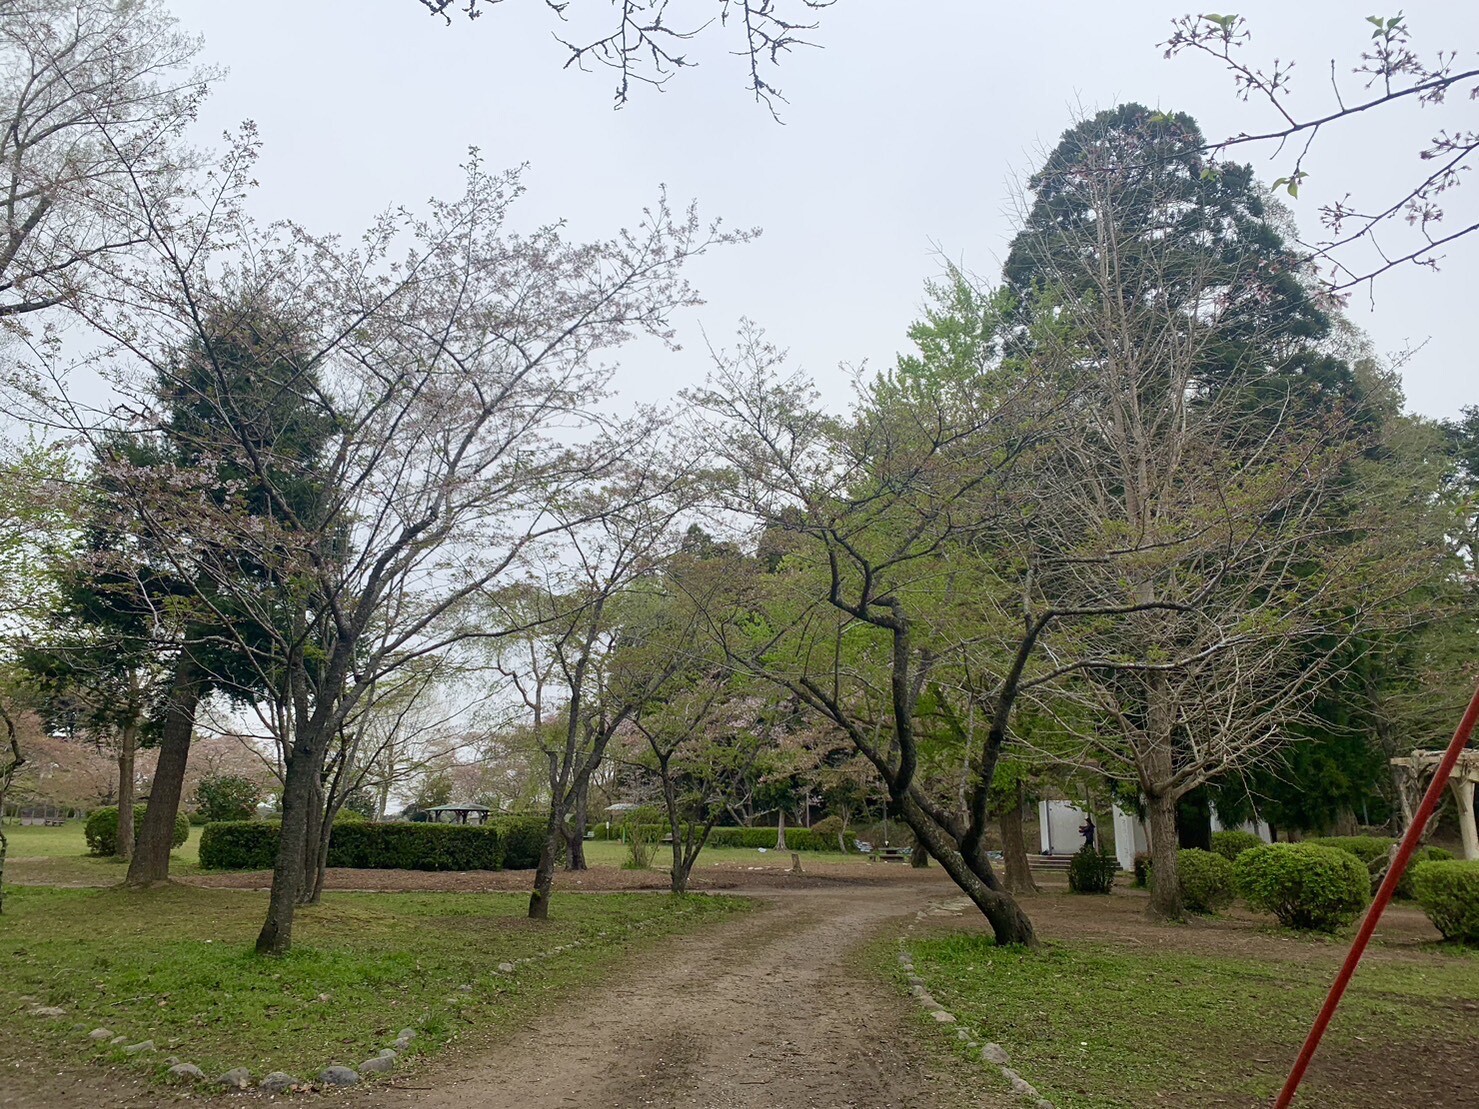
(1409, 859, 1479, 944)
(84, 806, 189, 857)
(1178, 848, 1237, 914)
(498, 815, 550, 869)
(199, 821, 281, 870)
(1398, 845, 1455, 900)
(199, 817, 551, 872)
(1067, 844, 1117, 894)
(192, 774, 262, 823)
(1234, 843, 1370, 932)
(1132, 852, 1152, 888)
(1209, 829, 1263, 862)
(1304, 836, 1454, 899)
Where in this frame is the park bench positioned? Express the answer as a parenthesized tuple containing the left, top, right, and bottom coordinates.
(871, 845, 910, 862)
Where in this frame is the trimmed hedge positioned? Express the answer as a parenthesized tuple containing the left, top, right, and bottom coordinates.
(85, 806, 189, 857)
(199, 821, 281, 870)
(497, 815, 549, 869)
(1209, 829, 1263, 862)
(1067, 845, 1116, 894)
(1410, 859, 1479, 944)
(591, 823, 852, 852)
(1178, 848, 1237, 914)
(198, 817, 550, 872)
(1235, 843, 1370, 932)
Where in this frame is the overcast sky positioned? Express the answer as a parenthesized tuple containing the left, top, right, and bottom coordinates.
(168, 0, 1478, 421)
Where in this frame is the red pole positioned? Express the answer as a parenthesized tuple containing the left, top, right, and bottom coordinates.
(1272, 678, 1479, 1108)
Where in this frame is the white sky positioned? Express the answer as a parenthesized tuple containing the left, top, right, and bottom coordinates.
(168, 0, 1478, 421)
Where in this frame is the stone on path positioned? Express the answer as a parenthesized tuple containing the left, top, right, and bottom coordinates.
(497, 962, 515, 973)
(981, 1043, 1010, 1065)
(259, 1072, 301, 1093)
(359, 1054, 394, 1075)
(167, 1063, 205, 1082)
(86, 1028, 114, 1042)
(320, 1065, 359, 1087)
(29, 1006, 65, 1019)
(122, 1040, 155, 1055)
(930, 1009, 956, 1023)
(215, 1068, 252, 1090)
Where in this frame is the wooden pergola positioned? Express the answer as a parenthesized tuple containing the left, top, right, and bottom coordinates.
(1390, 749, 1479, 860)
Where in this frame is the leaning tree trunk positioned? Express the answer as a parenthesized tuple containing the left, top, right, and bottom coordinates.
(127, 655, 203, 887)
(255, 739, 326, 956)
(900, 795, 1036, 946)
(1000, 783, 1039, 895)
(115, 723, 138, 862)
(1144, 786, 1183, 920)
(775, 809, 788, 851)
(528, 815, 566, 921)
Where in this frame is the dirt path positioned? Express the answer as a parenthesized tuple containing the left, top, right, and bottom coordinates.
(355, 880, 991, 1109)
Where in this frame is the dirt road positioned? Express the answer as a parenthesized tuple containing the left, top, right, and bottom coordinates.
(358, 880, 992, 1109)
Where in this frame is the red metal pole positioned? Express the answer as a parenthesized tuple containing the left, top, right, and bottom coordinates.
(1272, 678, 1479, 1108)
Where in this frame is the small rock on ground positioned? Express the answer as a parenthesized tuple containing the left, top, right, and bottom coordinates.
(320, 1065, 359, 1087)
(497, 962, 515, 973)
(122, 1040, 155, 1055)
(215, 1068, 252, 1090)
(29, 1006, 66, 1018)
(86, 1028, 114, 1042)
(259, 1072, 301, 1093)
(395, 1029, 416, 1044)
(359, 1055, 394, 1075)
(167, 1063, 205, 1082)
(930, 1010, 956, 1023)
(981, 1042, 1010, 1065)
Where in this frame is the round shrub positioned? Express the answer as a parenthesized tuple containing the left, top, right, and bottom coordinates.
(1178, 848, 1237, 914)
(1398, 845, 1454, 900)
(1304, 835, 1394, 866)
(1067, 844, 1117, 894)
(1234, 843, 1370, 932)
(1209, 829, 1263, 862)
(1409, 859, 1479, 944)
(84, 806, 189, 857)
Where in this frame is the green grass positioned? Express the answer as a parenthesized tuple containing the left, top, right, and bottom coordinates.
(1, 822, 202, 885)
(902, 932, 1479, 1108)
(0, 883, 745, 1082)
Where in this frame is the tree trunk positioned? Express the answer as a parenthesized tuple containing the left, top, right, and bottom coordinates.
(115, 724, 138, 862)
(900, 795, 1036, 946)
(565, 780, 589, 871)
(1145, 787, 1183, 920)
(300, 773, 327, 906)
(126, 655, 203, 887)
(528, 817, 564, 920)
(910, 830, 930, 867)
(775, 809, 787, 851)
(255, 739, 324, 956)
(1000, 782, 1039, 894)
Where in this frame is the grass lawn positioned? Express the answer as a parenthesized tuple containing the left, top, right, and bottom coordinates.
(901, 929, 1479, 1108)
(1, 882, 745, 1084)
(1, 821, 203, 885)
